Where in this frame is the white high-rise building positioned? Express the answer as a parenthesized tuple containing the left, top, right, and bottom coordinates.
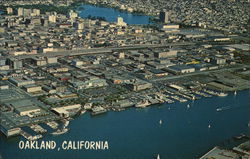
(32, 9, 40, 16)
(116, 17, 127, 26)
(7, 7, 13, 14)
(77, 23, 84, 30)
(17, 8, 24, 16)
(69, 10, 78, 19)
(23, 8, 32, 17)
(48, 15, 56, 23)
(159, 11, 170, 23)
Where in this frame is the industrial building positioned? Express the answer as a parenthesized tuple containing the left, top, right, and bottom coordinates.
(6, 58, 23, 69)
(8, 99, 41, 117)
(0, 112, 21, 137)
(8, 76, 35, 87)
(165, 65, 195, 74)
(126, 80, 153, 91)
(154, 50, 178, 58)
(23, 84, 42, 93)
(52, 104, 81, 117)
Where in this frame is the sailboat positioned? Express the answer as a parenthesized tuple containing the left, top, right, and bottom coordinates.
(234, 91, 237, 96)
(187, 104, 190, 109)
(64, 120, 70, 128)
(159, 120, 162, 125)
(157, 154, 160, 159)
(208, 124, 211, 129)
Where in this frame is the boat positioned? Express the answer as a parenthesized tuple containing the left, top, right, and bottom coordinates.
(80, 110, 86, 115)
(233, 134, 246, 140)
(234, 91, 237, 95)
(51, 128, 69, 135)
(135, 99, 150, 108)
(28, 134, 43, 141)
(159, 120, 162, 125)
(248, 122, 250, 127)
(91, 106, 107, 115)
(218, 92, 228, 97)
(208, 124, 211, 129)
(187, 104, 190, 109)
(216, 108, 222, 111)
(216, 106, 231, 112)
(157, 154, 160, 159)
(64, 120, 70, 127)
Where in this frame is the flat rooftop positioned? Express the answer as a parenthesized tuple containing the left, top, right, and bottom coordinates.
(200, 147, 240, 159)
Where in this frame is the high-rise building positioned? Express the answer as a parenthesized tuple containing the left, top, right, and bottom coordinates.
(159, 11, 170, 23)
(32, 9, 40, 16)
(23, 9, 32, 17)
(6, 7, 13, 14)
(48, 15, 56, 23)
(7, 58, 23, 69)
(74, 22, 84, 30)
(17, 8, 24, 16)
(68, 10, 78, 19)
(116, 17, 127, 26)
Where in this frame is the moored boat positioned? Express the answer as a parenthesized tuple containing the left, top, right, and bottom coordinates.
(51, 128, 69, 135)
(135, 99, 150, 108)
(91, 106, 107, 115)
(218, 92, 228, 97)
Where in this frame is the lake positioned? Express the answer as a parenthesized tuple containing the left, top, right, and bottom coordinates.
(77, 4, 151, 25)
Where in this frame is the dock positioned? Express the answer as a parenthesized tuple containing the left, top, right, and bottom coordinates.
(30, 124, 47, 133)
(20, 129, 43, 141)
(46, 121, 59, 129)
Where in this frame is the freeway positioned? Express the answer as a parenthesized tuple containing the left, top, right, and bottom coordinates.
(9, 42, 195, 59)
(152, 64, 249, 82)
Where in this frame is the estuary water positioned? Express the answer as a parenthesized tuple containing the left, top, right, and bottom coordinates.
(77, 4, 151, 25)
(0, 90, 250, 159)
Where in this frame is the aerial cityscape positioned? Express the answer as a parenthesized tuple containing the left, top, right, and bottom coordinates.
(0, 0, 249, 159)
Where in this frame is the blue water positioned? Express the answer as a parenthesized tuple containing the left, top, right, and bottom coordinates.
(0, 90, 250, 159)
(78, 4, 151, 25)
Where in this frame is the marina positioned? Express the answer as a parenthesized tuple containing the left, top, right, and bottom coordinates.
(20, 130, 42, 141)
(0, 90, 249, 159)
(29, 124, 47, 134)
(46, 121, 59, 129)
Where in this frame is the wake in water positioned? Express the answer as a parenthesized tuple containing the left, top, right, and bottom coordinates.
(216, 105, 250, 112)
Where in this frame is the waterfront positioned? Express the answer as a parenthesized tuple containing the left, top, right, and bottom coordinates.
(77, 4, 151, 25)
(0, 90, 249, 159)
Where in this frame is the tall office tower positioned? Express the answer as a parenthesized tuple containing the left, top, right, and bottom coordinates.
(6, 7, 13, 14)
(23, 9, 32, 17)
(159, 11, 170, 23)
(32, 9, 40, 16)
(69, 10, 78, 19)
(7, 58, 23, 69)
(116, 16, 127, 26)
(17, 8, 24, 16)
(48, 15, 57, 23)
(75, 22, 84, 30)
